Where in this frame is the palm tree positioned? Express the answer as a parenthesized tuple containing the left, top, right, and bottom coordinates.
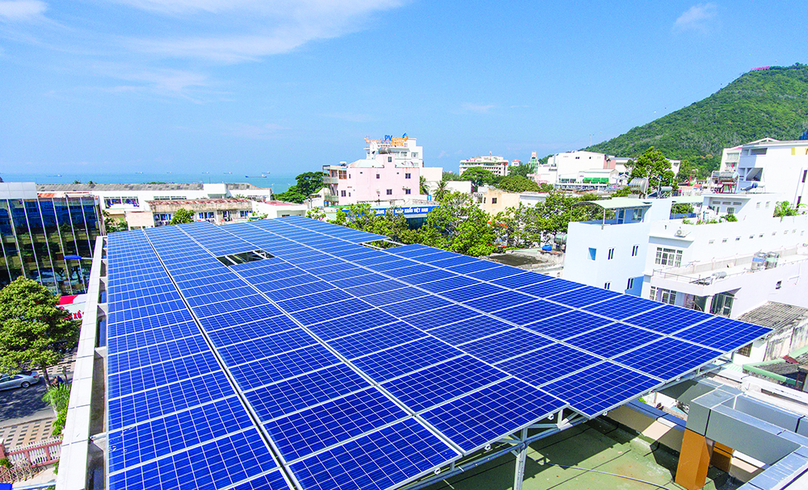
(419, 176, 429, 195)
(434, 179, 449, 201)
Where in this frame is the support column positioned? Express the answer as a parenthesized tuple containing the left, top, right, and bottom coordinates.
(675, 429, 712, 490)
(513, 428, 528, 490)
(710, 442, 734, 473)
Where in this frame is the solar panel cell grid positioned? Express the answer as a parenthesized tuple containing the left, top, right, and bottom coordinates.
(427, 315, 514, 345)
(229, 344, 342, 390)
(351, 338, 462, 382)
(565, 323, 663, 359)
(326, 322, 425, 359)
(496, 344, 602, 387)
(459, 328, 554, 363)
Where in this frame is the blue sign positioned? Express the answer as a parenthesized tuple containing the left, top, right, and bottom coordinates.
(373, 205, 438, 216)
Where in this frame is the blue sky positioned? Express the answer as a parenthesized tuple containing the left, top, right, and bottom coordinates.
(0, 1, 804, 178)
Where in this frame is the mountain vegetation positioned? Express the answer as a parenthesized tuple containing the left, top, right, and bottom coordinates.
(584, 64, 808, 175)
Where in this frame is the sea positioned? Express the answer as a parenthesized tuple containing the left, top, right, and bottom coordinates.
(2, 172, 298, 193)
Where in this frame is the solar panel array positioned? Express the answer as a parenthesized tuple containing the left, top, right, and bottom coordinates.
(105, 217, 771, 490)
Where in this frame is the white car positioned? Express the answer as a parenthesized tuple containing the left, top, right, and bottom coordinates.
(0, 372, 41, 390)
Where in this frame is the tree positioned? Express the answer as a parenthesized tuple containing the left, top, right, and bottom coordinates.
(169, 208, 194, 225)
(628, 147, 677, 193)
(419, 176, 429, 195)
(611, 186, 632, 197)
(275, 171, 325, 204)
(459, 167, 499, 190)
(434, 180, 450, 201)
(508, 165, 533, 178)
(0, 278, 80, 386)
(496, 175, 540, 193)
(419, 192, 496, 256)
(102, 210, 127, 233)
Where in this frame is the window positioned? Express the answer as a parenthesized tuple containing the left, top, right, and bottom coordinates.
(607, 248, 615, 260)
(388, 156, 392, 162)
(627, 278, 635, 290)
(803, 170, 807, 183)
(588, 248, 597, 260)
(631, 245, 639, 257)
(798, 196, 803, 208)
(736, 343, 752, 357)
(239, 210, 249, 218)
(491, 198, 498, 204)
(604, 282, 611, 290)
(756, 202, 761, 209)
(708, 239, 715, 244)
(386, 189, 393, 195)
(727, 207, 735, 215)
(405, 173, 411, 179)
(376, 174, 380, 179)
(654, 247, 682, 267)
(722, 238, 728, 243)
(735, 236, 741, 241)
(340, 190, 347, 197)
(650, 287, 677, 304)
(405, 189, 411, 195)
(776, 280, 782, 290)
(751, 148, 767, 155)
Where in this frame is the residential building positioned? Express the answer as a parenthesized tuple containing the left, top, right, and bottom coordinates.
(0, 182, 101, 294)
(459, 154, 509, 177)
(37, 182, 273, 229)
(564, 197, 674, 295)
(643, 193, 808, 319)
(473, 187, 521, 215)
(712, 138, 808, 206)
(146, 198, 254, 226)
(252, 200, 308, 219)
(322, 136, 442, 206)
(540, 150, 680, 191)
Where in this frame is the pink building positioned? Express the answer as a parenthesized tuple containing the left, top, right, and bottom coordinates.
(323, 136, 442, 206)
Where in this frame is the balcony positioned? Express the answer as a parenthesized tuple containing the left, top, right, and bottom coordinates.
(323, 176, 339, 185)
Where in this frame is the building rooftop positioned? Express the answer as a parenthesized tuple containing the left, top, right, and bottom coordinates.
(737, 302, 808, 336)
(36, 182, 267, 191)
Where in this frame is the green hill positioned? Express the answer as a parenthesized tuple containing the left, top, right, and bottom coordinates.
(584, 63, 808, 174)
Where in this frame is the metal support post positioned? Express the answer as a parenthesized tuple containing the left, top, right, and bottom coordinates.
(513, 428, 528, 490)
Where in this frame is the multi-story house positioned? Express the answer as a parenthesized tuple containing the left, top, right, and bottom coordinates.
(322, 136, 442, 206)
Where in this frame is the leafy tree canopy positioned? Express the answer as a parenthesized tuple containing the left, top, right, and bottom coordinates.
(420, 192, 497, 256)
(496, 175, 541, 193)
(508, 165, 533, 178)
(103, 210, 127, 233)
(629, 147, 677, 192)
(169, 207, 194, 225)
(275, 171, 325, 203)
(0, 278, 80, 385)
(459, 167, 499, 190)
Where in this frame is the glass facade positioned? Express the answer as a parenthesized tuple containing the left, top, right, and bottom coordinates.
(0, 195, 101, 295)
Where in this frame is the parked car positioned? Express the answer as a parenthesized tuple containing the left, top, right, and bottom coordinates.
(0, 372, 40, 390)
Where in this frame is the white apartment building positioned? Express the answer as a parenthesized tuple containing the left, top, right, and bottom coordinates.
(643, 193, 808, 320)
(459, 155, 510, 177)
(564, 197, 676, 295)
(713, 138, 808, 207)
(539, 150, 680, 191)
(323, 136, 442, 206)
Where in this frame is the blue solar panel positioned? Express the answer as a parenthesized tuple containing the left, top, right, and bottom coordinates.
(524, 310, 614, 340)
(245, 364, 370, 422)
(565, 323, 663, 359)
(291, 298, 373, 326)
(205, 315, 300, 346)
(108, 429, 278, 490)
(397, 269, 458, 286)
(108, 351, 221, 399)
(108, 396, 253, 473)
(583, 294, 663, 320)
(492, 299, 572, 326)
(673, 316, 771, 352)
(446, 260, 500, 274)
(427, 315, 514, 345)
(216, 329, 317, 365)
(439, 282, 506, 302)
(547, 286, 620, 308)
(306, 309, 398, 341)
(497, 343, 602, 387)
(403, 304, 479, 330)
(289, 418, 458, 490)
(229, 344, 341, 390)
(326, 322, 425, 359)
(459, 328, 554, 363)
(614, 337, 723, 380)
(108, 371, 234, 429)
(466, 265, 525, 281)
(360, 286, 428, 306)
(383, 356, 507, 412)
(417, 275, 478, 293)
(421, 378, 566, 453)
(197, 305, 283, 331)
(429, 255, 478, 269)
(542, 362, 661, 417)
(351, 338, 463, 382)
(381, 295, 452, 317)
(517, 278, 585, 298)
(265, 387, 407, 462)
(276, 288, 353, 312)
(623, 304, 714, 334)
(462, 290, 536, 313)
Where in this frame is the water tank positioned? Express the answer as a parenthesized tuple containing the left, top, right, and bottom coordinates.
(541, 245, 552, 252)
(765, 252, 780, 270)
(751, 252, 767, 271)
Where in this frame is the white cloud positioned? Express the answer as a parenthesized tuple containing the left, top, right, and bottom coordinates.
(0, 0, 46, 21)
(94, 64, 211, 100)
(120, 0, 406, 62)
(461, 103, 496, 114)
(322, 112, 375, 123)
(674, 3, 718, 33)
